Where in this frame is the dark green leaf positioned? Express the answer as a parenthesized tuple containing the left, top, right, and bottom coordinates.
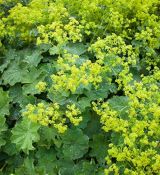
(39, 126, 62, 148)
(62, 128, 89, 160)
(35, 147, 57, 175)
(73, 161, 97, 175)
(9, 84, 36, 107)
(0, 116, 7, 147)
(89, 134, 108, 164)
(111, 132, 124, 146)
(58, 159, 75, 175)
(0, 88, 10, 116)
(15, 158, 36, 175)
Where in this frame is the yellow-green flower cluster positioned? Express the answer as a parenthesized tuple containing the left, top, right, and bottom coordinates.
(1, 0, 160, 69)
(35, 81, 47, 92)
(48, 34, 140, 95)
(1, 0, 99, 46)
(93, 69, 160, 174)
(89, 34, 137, 65)
(92, 101, 128, 133)
(1, 0, 69, 43)
(22, 102, 67, 133)
(50, 54, 104, 93)
(0, 20, 5, 47)
(66, 104, 82, 126)
(37, 17, 83, 45)
(135, 26, 160, 68)
(22, 102, 83, 133)
(89, 34, 138, 90)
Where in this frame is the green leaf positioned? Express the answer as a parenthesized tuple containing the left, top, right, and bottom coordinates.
(15, 157, 36, 175)
(63, 42, 87, 55)
(22, 81, 40, 95)
(39, 63, 56, 75)
(22, 158, 36, 175)
(111, 132, 124, 146)
(85, 83, 117, 101)
(5, 154, 24, 174)
(22, 71, 46, 95)
(0, 116, 7, 147)
(0, 88, 10, 116)
(89, 134, 108, 164)
(11, 118, 40, 154)
(75, 83, 92, 95)
(75, 55, 89, 66)
(49, 45, 60, 55)
(38, 43, 52, 53)
(108, 96, 129, 118)
(62, 128, 89, 160)
(77, 97, 91, 111)
(9, 104, 21, 122)
(0, 59, 10, 73)
(73, 161, 97, 175)
(130, 67, 141, 81)
(2, 62, 29, 86)
(47, 90, 70, 105)
(84, 112, 101, 138)
(77, 110, 91, 129)
(22, 67, 44, 84)
(35, 147, 57, 174)
(23, 50, 43, 67)
(58, 159, 75, 175)
(103, 55, 123, 75)
(39, 126, 62, 148)
(9, 84, 36, 108)
(2, 60, 42, 86)
(3, 140, 18, 156)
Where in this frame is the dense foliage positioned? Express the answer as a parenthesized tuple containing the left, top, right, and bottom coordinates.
(0, 0, 160, 174)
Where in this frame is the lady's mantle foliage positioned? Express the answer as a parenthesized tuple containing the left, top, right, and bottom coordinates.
(0, 0, 160, 174)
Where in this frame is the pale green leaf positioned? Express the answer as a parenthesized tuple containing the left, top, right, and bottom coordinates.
(11, 118, 40, 154)
(24, 50, 43, 67)
(63, 42, 87, 55)
(2, 62, 29, 86)
(108, 96, 129, 118)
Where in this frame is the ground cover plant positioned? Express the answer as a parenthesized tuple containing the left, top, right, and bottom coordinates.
(0, 0, 160, 174)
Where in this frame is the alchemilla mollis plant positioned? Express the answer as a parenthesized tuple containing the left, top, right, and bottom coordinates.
(0, 0, 160, 174)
